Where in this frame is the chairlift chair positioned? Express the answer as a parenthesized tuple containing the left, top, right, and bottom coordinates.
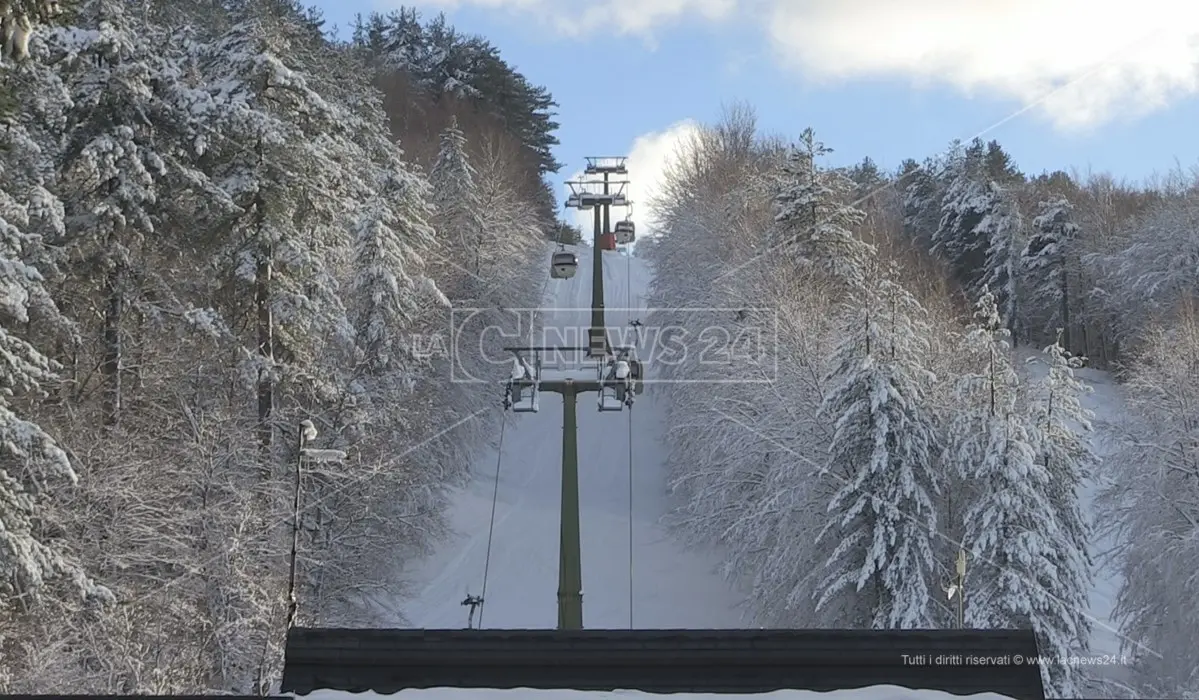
(614, 219, 635, 245)
(565, 193, 592, 210)
(504, 354, 540, 413)
(615, 346, 644, 395)
(597, 358, 633, 411)
(627, 357, 644, 394)
(550, 251, 578, 279)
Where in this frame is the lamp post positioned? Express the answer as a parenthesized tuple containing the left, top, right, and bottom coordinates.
(286, 419, 347, 630)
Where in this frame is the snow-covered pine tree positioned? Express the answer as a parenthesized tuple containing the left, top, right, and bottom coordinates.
(638, 109, 834, 628)
(945, 291, 1083, 698)
(0, 118, 113, 616)
(425, 113, 539, 472)
(1026, 332, 1096, 697)
(340, 39, 447, 383)
(771, 127, 873, 288)
(349, 160, 444, 380)
(374, 8, 427, 75)
(1021, 197, 1079, 349)
(979, 183, 1024, 339)
(0, 59, 114, 683)
(322, 153, 452, 614)
(199, 11, 360, 461)
(469, 131, 547, 286)
(932, 142, 996, 293)
(814, 261, 941, 628)
(189, 13, 367, 688)
(899, 157, 943, 251)
(51, 0, 197, 426)
(939, 289, 1011, 598)
(428, 115, 486, 293)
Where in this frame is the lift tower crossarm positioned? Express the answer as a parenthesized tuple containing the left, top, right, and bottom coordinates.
(584, 156, 628, 174)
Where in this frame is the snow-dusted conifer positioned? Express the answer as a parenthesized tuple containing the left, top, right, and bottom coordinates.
(200, 13, 362, 444)
(52, 0, 185, 425)
(771, 128, 873, 287)
(979, 185, 1024, 337)
(946, 291, 1082, 699)
(1021, 198, 1078, 343)
(933, 142, 994, 289)
(350, 162, 445, 377)
(0, 119, 112, 609)
(1025, 333, 1095, 697)
(815, 262, 941, 628)
(899, 157, 942, 249)
(429, 115, 486, 285)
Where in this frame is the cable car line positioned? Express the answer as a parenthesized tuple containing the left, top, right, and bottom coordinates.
(625, 245, 635, 629)
(473, 413, 507, 629)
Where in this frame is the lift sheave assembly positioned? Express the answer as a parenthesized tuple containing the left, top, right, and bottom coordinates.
(280, 154, 1047, 700)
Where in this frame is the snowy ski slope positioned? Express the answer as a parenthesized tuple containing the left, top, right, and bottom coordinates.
(398, 245, 745, 629)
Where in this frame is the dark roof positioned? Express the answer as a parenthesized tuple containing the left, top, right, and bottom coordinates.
(283, 628, 1045, 700)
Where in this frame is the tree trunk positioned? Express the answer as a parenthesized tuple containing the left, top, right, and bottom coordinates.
(256, 243, 274, 477)
(102, 262, 124, 426)
(1060, 273, 1071, 353)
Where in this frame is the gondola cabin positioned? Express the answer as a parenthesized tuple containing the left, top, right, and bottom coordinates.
(598, 232, 617, 250)
(614, 219, 635, 244)
(550, 251, 578, 279)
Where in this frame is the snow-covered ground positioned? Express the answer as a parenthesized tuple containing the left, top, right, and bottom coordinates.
(1072, 367, 1126, 667)
(395, 246, 745, 629)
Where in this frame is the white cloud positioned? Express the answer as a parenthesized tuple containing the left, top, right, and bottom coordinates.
(394, 0, 1199, 128)
(564, 119, 700, 244)
(763, 0, 1199, 130)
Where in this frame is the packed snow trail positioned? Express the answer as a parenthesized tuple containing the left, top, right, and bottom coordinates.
(399, 245, 745, 628)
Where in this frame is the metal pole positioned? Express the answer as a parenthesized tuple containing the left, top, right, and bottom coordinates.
(602, 172, 611, 243)
(286, 424, 308, 631)
(590, 202, 605, 356)
(955, 548, 966, 628)
(557, 382, 583, 628)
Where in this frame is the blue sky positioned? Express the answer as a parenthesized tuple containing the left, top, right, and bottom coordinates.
(310, 0, 1199, 230)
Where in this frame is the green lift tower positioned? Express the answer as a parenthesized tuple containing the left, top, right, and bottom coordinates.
(504, 155, 643, 629)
